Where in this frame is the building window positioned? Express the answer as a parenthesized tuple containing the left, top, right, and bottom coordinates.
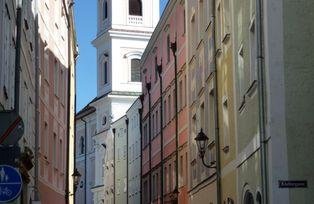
(183, 9, 186, 34)
(102, 115, 107, 125)
(155, 110, 158, 134)
(129, 0, 142, 16)
(80, 136, 85, 154)
(169, 164, 172, 191)
(131, 58, 141, 82)
(237, 45, 245, 98)
(249, 19, 257, 82)
(53, 133, 57, 166)
(54, 59, 59, 97)
(154, 56, 158, 82)
(179, 80, 183, 110)
(163, 100, 167, 126)
(44, 50, 49, 80)
(173, 89, 176, 118)
(256, 192, 262, 204)
(104, 61, 108, 84)
(152, 113, 155, 137)
(168, 95, 171, 122)
(164, 166, 167, 194)
(244, 190, 254, 204)
(59, 139, 63, 169)
(216, 3, 222, 45)
(200, 103, 205, 129)
(198, 0, 204, 37)
(167, 34, 170, 62)
(103, 0, 108, 20)
(179, 155, 183, 186)
(222, 97, 230, 150)
(223, 0, 231, 37)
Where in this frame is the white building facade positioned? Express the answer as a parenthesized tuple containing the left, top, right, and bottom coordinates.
(126, 98, 142, 204)
(75, 0, 159, 203)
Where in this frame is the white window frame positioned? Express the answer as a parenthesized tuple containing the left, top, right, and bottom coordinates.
(124, 51, 142, 83)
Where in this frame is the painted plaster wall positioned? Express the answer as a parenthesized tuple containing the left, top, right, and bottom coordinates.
(112, 116, 128, 204)
(37, 0, 74, 203)
(283, 0, 314, 202)
(126, 99, 142, 204)
(75, 116, 96, 204)
(140, 0, 188, 203)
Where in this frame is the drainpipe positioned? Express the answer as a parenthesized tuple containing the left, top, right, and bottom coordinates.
(211, 0, 222, 203)
(125, 117, 129, 204)
(14, 0, 23, 114)
(81, 118, 87, 204)
(139, 94, 144, 204)
(145, 82, 152, 204)
(256, 0, 268, 203)
(157, 62, 164, 204)
(112, 128, 116, 204)
(61, 0, 74, 203)
(170, 36, 179, 202)
(34, 0, 40, 201)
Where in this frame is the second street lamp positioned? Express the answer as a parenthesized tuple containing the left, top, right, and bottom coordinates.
(195, 129, 216, 169)
(72, 168, 81, 192)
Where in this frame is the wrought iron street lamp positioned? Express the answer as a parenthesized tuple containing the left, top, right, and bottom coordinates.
(72, 168, 81, 192)
(195, 129, 216, 169)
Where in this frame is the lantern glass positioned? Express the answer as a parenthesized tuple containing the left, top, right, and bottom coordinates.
(72, 168, 81, 186)
(195, 128, 209, 157)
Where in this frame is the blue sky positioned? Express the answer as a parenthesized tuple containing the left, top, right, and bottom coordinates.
(75, 0, 168, 111)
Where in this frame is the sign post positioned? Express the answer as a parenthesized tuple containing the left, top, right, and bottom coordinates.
(0, 165, 22, 203)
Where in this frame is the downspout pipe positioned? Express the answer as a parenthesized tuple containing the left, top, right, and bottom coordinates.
(34, 0, 40, 201)
(112, 128, 116, 204)
(139, 94, 144, 204)
(61, 0, 73, 203)
(145, 82, 152, 204)
(157, 62, 164, 204)
(211, 1, 222, 203)
(125, 117, 129, 204)
(170, 37, 179, 202)
(256, 0, 268, 203)
(81, 118, 87, 204)
(14, 0, 23, 114)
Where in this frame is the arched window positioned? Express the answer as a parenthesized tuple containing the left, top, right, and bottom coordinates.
(256, 192, 262, 204)
(131, 58, 141, 82)
(103, 0, 108, 20)
(104, 61, 108, 84)
(80, 136, 85, 154)
(244, 190, 254, 204)
(129, 0, 142, 16)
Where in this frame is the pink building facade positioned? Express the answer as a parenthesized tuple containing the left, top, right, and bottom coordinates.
(141, 1, 188, 203)
(37, 0, 76, 203)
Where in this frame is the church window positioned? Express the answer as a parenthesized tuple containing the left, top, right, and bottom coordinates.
(103, 0, 108, 20)
(129, 0, 142, 16)
(80, 136, 85, 154)
(104, 61, 108, 84)
(131, 58, 141, 82)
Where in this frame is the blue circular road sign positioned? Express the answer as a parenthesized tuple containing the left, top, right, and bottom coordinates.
(0, 165, 22, 203)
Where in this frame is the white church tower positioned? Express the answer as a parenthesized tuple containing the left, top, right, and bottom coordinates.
(89, 0, 159, 203)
